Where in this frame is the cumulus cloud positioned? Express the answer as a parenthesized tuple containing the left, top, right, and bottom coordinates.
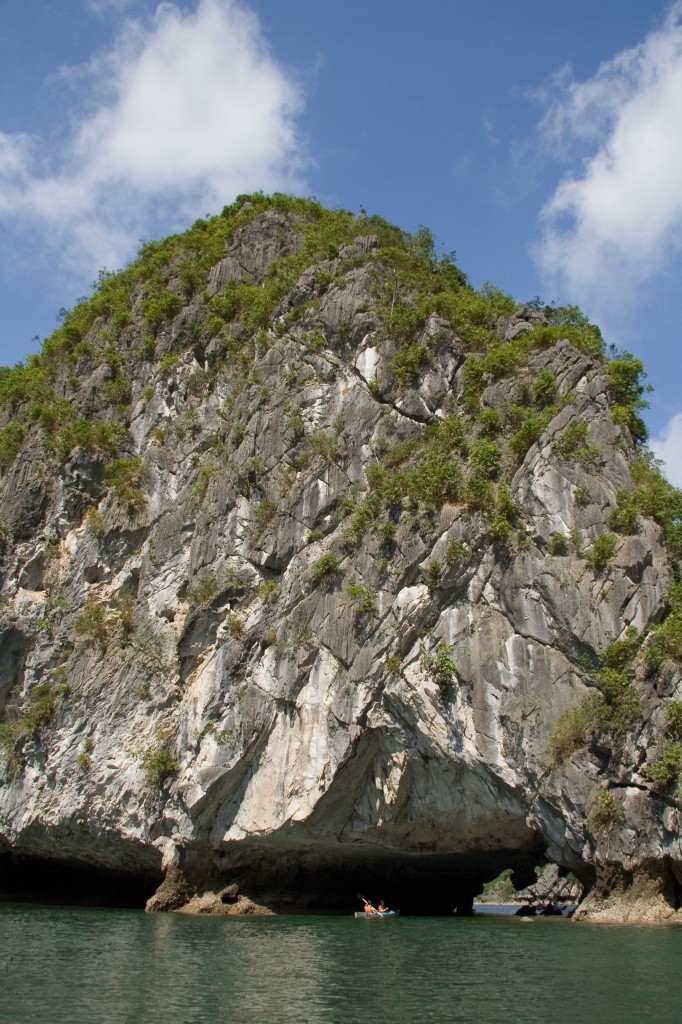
(0, 0, 306, 272)
(534, 2, 682, 308)
(650, 412, 682, 487)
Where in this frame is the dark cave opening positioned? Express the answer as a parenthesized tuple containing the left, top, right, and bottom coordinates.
(0, 852, 163, 910)
(207, 841, 547, 916)
(0, 841, 549, 915)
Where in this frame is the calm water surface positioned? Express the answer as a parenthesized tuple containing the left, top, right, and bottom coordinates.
(1, 902, 680, 1024)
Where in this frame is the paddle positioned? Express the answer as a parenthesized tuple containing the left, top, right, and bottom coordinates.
(356, 892, 377, 913)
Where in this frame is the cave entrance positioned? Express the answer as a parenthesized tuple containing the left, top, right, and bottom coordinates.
(210, 840, 547, 916)
(0, 853, 162, 910)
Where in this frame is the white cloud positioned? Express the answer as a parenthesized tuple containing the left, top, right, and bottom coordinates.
(650, 412, 682, 487)
(534, 2, 682, 309)
(0, 0, 306, 273)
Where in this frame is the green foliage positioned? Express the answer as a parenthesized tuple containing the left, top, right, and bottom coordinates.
(547, 532, 569, 556)
(190, 463, 219, 502)
(444, 538, 467, 564)
(643, 741, 682, 787)
(549, 703, 595, 764)
(550, 662, 642, 763)
(391, 343, 432, 389)
(642, 598, 682, 669)
(533, 369, 557, 408)
(140, 743, 179, 786)
(255, 499, 278, 524)
(574, 485, 592, 507)
(553, 421, 601, 463)
(186, 574, 220, 608)
(593, 667, 644, 732)
(57, 420, 127, 459)
(73, 602, 112, 645)
(376, 521, 397, 544)
(226, 612, 246, 638)
(1, 683, 60, 772)
(0, 422, 26, 471)
(630, 454, 682, 556)
(362, 415, 466, 514)
(599, 627, 642, 672)
(464, 476, 495, 514)
(461, 358, 486, 413)
(306, 430, 342, 462)
(311, 552, 342, 583)
(586, 791, 625, 834)
(584, 533, 618, 572)
(488, 514, 514, 545)
(258, 580, 279, 604)
(477, 408, 501, 435)
(101, 375, 132, 406)
(287, 414, 306, 437)
(423, 560, 442, 593)
(421, 641, 457, 695)
(605, 351, 650, 442)
(142, 290, 184, 332)
(0, 360, 130, 468)
(569, 527, 583, 555)
(607, 489, 639, 534)
(664, 700, 682, 739)
(469, 438, 501, 480)
(383, 304, 426, 343)
(384, 654, 402, 674)
(158, 353, 181, 377)
(481, 869, 518, 902)
(346, 583, 378, 616)
(508, 410, 551, 462)
(533, 305, 604, 356)
(20, 683, 59, 738)
(104, 456, 145, 511)
(432, 287, 515, 349)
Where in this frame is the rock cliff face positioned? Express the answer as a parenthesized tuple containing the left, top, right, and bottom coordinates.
(1, 195, 681, 919)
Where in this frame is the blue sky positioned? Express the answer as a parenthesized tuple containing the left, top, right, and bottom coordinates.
(2, 0, 682, 481)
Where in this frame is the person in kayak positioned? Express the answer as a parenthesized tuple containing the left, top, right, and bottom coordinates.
(364, 900, 377, 914)
(377, 900, 389, 913)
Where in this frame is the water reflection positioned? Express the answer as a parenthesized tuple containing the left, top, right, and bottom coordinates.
(1, 904, 680, 1024)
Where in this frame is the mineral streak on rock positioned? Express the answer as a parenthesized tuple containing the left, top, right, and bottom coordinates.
(0, 194, 681, 920)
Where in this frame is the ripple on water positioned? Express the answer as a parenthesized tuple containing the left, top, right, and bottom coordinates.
(1, 905, 680, 1024)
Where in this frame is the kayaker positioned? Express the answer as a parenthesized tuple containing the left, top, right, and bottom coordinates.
(377, 900, 388, 913)
(364, 900, 377, 914)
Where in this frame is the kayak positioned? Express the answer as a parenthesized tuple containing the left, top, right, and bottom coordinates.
(354, 910, 399, 918)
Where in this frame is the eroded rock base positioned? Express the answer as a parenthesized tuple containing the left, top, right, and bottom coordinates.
(573, 860, 682, 925)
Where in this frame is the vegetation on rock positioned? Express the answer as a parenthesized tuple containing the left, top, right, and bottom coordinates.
(1, 192, 682, 919)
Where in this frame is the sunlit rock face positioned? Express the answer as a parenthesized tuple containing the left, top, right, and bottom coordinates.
(0, 197, 680, 919)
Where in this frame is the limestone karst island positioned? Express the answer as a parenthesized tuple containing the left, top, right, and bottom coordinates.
(2, 194, 682, 923)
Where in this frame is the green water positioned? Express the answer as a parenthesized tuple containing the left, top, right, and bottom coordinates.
(0, 904, 680, 1024)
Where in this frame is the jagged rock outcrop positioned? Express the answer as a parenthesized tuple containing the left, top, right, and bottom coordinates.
(1, 195, 681, 919)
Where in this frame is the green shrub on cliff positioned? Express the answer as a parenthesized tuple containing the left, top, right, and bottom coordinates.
(605, 351, 650, 443)
(73, 602, 113, 646)
(586, 790, 624, 835)
(643, 741, 682, 788)
(104, 456, 145, 511)
(141, 744, 179, 786)
(311, 552, 342, 582)
(0, 683, 60, 775)
(549, 702, 597, 764)
(584, 533, 619, 572)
